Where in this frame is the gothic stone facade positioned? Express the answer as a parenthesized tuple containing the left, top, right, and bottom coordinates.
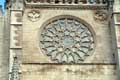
(6, 0, 120, 80)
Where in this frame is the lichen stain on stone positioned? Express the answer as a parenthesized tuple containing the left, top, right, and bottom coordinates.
(21, 65, 117, 77)
(39, 65, 57, 72)
(66, 65, 105, 75)
(66, 68, 72, 73)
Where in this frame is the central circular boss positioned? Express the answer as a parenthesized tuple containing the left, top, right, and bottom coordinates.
(40, 16, 95, 63)
(62, 36, 75, 47)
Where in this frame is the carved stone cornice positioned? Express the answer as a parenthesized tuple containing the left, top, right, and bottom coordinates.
(25, 4, 107, 10)
(24, 0, 108, 9)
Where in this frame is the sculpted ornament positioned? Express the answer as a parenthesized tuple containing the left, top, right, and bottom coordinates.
(94, 10, 108, 22)
(27, 10, 41, 22)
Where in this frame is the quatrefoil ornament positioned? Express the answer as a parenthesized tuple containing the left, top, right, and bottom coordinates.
(40, 16, 95, 63)
(27, 10, 41, 22)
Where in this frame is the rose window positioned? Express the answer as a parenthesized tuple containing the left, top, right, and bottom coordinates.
(40, 16, 95, 63)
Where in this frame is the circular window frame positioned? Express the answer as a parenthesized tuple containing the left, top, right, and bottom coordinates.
(39, 15, 96, 63)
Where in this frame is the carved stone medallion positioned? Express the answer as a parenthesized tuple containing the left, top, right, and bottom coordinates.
(40, 16, 95, 63)
(27, 10, 41, 22)
(94, 10, 108, 22)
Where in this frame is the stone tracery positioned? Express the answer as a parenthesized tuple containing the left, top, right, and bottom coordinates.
(40, 16, 95, 63)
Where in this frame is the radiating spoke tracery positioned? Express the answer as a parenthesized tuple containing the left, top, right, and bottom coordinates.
(40, 17, 95, 63)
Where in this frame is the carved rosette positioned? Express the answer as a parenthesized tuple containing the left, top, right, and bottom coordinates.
(94, 10, 108, 23)
(40, 16, 95, 63)
(27, 10, 41, 22)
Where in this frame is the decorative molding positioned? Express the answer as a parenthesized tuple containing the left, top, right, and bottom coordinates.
(27, 10, 41, 22)
(25, 4, 107, 10)
(9, 6, 23, 80)
(9, 50, 22, 80)
(24, 0, 108, 10)
(10, 57, 20, 80)
(114, 14, 120, 25)
(10, 11, 23, 25)
(25, 0, 107, 5)
(10, 25, 22, 49)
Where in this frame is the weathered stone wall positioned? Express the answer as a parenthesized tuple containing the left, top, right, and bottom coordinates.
(21, 64, 117, 80)
(22, 9, 115, 63)
(0, 17, 4, 80)
(0, 16, 9, 80)
(21, 8, 118, 80)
